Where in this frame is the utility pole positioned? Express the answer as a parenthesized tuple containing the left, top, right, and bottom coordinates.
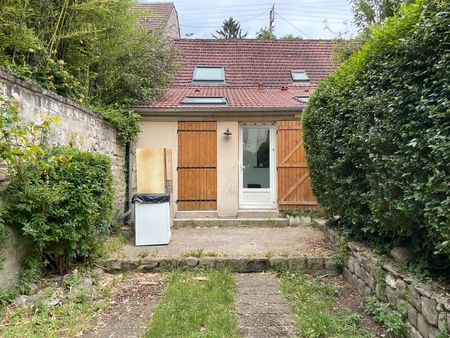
(269, 5, 275, 39)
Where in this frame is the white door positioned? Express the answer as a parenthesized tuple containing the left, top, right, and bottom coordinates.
(239, 123, 276, 209)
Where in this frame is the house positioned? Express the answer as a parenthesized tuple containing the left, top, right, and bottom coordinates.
(134, 2, 180, 39)
(133, 39, 335, 219)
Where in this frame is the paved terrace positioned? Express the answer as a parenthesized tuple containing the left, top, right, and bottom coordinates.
(101, 226, 338, 274)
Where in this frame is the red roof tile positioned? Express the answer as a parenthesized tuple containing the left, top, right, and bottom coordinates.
(133, 2, 175, 31)
(144, 86, 312, 109)
(172, 39, 335, 87)
(143, 39, 336, 110)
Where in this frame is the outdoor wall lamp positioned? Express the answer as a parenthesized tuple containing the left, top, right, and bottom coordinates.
(223, 128, 232, 136)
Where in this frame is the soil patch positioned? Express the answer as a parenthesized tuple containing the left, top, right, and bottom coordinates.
(331, 275, 385, 337)
(81, 273, 165, 338)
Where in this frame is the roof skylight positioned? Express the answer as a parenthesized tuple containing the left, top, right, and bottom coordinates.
(181, 96, 228, 105)
(291, 70, 309, 81)
(294, 96, 309, 103)
(193, 66, 225, 82)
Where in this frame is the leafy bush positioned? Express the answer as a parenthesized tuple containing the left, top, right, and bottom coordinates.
(303, 0, 450, 267)
(1, 96, 114, 273)
(2, 146, 113, 273)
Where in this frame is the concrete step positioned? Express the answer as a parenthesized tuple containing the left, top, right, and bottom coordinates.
(237, 210, 280, 218)
(175, 211, 218, 219)
(173, 217, 289, 228)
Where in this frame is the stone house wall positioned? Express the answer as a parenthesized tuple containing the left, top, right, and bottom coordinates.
(0, 70, 126, 289)
(323, 227, 450, 338)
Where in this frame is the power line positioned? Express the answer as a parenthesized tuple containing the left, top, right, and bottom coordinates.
(274, 12, 312, 39)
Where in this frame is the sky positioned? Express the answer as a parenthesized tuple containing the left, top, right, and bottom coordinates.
(142, 0, 357, 39)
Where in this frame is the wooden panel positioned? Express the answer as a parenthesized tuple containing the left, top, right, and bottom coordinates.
(136, 148, 165, 193)
(277, 120, 318, 210)
(177, 121, 217, 210)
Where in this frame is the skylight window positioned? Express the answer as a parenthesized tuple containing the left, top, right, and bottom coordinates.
(294, 96, 309, 103)
(193, 66, 225, 82)
(291, 70, 309, 81)
(181, 96, 228, 105)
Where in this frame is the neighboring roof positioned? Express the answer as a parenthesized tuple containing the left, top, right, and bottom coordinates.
(138, 39, 336, 112)
(133, 2, 176, 32)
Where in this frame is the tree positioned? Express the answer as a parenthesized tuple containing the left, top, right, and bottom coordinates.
(350, 0, 412, 31)
(213, 17, 247, 39)
(0, 0, 175, 143)
(256, 28, 301, 40)
(280, 34, 302, 40)
(255, 27, 275, 39)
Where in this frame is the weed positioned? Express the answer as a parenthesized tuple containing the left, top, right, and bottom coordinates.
(0, 272, 121, 337)
(365, 297, 408, 337)
(137, 251, 157, 259)
(266, 251, 275, 259)
(98, 233, 130, 258)
(279, 269, 375, 337)
(182, 248, 218, 258)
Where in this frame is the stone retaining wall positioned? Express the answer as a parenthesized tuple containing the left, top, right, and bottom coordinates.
(101, 255, 339, 275)
(324, 227, 450, 338)
(0, 70, 126, 289)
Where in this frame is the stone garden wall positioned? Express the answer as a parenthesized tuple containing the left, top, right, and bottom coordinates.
(324, 227, 450, 338)
(0, 70, 126, 289)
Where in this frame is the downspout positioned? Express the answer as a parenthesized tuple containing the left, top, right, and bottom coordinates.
(120, 141, 133, 221)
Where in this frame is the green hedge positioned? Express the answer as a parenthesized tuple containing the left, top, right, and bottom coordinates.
(2, 146, 113, 273)
(303, 0, 449, 267)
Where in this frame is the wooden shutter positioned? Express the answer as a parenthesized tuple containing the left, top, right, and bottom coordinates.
(177, 121, 217, 210)
(277, 120, 317, 209)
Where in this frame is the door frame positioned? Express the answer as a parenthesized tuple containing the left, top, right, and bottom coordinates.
(238, 122, 277, 210)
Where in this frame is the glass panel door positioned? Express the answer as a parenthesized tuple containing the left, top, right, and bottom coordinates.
(239, 123, 276, 209)
(242, 127, 270, 189)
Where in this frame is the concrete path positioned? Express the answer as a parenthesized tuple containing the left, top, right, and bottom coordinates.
(115, 226, 331, 259)
(236, 273, 296, 338)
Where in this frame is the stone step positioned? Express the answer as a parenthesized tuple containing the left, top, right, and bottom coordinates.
(237, 210, 280, 219)
(173, 218, 289, 228)
(100, 255, 339, 274)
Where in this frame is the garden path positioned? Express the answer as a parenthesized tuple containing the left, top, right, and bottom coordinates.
(236, 272, 296, 337)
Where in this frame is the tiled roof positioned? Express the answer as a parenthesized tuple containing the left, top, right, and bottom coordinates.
(142, 39, 336, 110)
(145, 86, 313, 109)
(133, 2, 175, 31)
(172, 39, 335, 87)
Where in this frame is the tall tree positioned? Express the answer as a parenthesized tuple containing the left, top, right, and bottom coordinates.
(255, 27, 274, 39)
(213, 17, 247, 39)
(350, 0, 412, 31)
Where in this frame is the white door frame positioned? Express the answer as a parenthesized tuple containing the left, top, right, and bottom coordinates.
(239, 122, 276, 209)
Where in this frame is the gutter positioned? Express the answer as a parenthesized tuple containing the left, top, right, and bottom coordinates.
(132, 106, 304, 118)
(133, 106, 304, 114)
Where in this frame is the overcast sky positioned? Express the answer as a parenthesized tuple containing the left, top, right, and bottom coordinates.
(142, 0, 357, 39)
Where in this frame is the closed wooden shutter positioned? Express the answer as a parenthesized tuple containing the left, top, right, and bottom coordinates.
(177, 121, 217, 210)
(277, 120, 317, 209)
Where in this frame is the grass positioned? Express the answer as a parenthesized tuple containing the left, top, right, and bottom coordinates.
(142, 269, 239, 338)
(0, 271, 122, 337)
(181, 248, 219, 258)
(98, 232, 131, 258)
(279, 269, 375, 338)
